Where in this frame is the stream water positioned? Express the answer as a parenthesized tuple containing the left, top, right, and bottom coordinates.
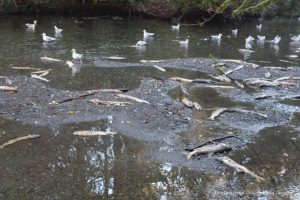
(0, 15, 300, 199)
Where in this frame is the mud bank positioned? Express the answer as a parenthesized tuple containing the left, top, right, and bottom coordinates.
(1, 58, 300, 199)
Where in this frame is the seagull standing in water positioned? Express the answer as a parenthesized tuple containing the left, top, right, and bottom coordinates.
(245, 36, 255, 49)
(71, 49, 83, 61)
(41, 33, 56, 42)
(257, 35, 265, 41)
(256, 24, 262, 31)
(291, 34, 300, 42)
(232, 29, 238, 36)
(270, 35, 281, 44)
(25, 20, 37, 29)
(143, 30, 154, 38)
(54, 26, 63, 34)
(172, 24, 180, 31)
(211, 34, 222, 41)
(178, 39, 189, 47)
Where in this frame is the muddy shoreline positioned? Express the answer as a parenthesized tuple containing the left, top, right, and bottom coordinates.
(1, 57, 300, 199)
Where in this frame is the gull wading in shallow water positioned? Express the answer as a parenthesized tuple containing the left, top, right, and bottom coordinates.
(270, 35, 281, 44)
(232, 29, 238, 36)
(143, 30, 154, 38)
(257, 35, 265, 42)
(211, 34, 222, 40)
(41, 33, 56, 42)
(71, 49, 83, 61)
(172, 24, 180, 31)
(291, 34, 300, 42)
(178, 39, 189, 46)
(256, 24, 262, 31)
(54, 26, 63, 34)
(25, 20, 37, 29)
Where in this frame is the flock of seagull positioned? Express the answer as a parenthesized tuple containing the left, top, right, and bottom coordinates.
(135, 22, 286, 55)
(25, 20, 83, 67)
(24, 19, 300, 66)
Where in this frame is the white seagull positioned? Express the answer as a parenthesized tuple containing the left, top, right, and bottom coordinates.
(25, 20, 37, 29)
(211, 34, 222, 40)
(232, 29, 238, 36)
(143, 30, 154, 38)
(257, 35, 265, 41)
(172, 24, 180, 31)
(54, 26, 63, 34)
(41, 33, 56, 42)
(136, 41, 146, 46)
(256, 24, 262, 31)
(178, 39, 189, 45)
(270, 35, 281, 44)
(71, 49, 83, 60)
(291, 34, 300, 42)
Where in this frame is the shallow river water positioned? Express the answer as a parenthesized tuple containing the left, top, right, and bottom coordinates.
(0, 15, 300, 199)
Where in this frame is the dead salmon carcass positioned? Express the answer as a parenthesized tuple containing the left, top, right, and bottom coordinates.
(185, 143, 232, 159)
(217, 156, 265, 182)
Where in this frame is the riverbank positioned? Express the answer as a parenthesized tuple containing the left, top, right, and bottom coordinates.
(0, 0, 299, 21)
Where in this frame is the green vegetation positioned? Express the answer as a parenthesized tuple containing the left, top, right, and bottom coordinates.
(0, 0, 299, 18)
